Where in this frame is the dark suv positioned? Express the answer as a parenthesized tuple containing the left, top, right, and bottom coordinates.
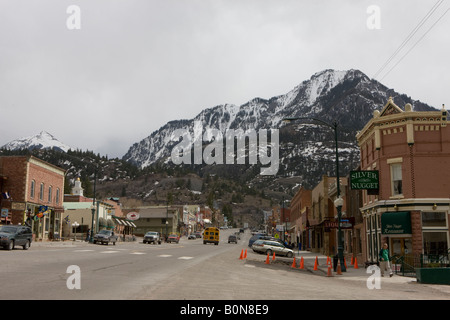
(0, 225, 33, 250)
(93, 230, 118, 245)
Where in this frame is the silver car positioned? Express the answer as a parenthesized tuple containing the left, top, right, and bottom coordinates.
(251, 239, 294, 257)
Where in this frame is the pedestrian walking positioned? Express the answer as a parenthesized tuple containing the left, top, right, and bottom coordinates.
(379, 243, 393, 277)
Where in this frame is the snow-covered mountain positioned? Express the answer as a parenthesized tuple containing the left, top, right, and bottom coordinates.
(123, 69, 436, 189)
(1, 131, 72, 153)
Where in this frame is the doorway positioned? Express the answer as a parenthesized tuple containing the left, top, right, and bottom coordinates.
(390, 237, 413, 266)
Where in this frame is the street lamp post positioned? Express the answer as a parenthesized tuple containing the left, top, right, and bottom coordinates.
(72, 221, 79, 241)
(283, 117, 346, 272)
(90, 167, 97, 243)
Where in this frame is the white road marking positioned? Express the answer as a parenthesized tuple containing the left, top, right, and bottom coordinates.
(158, 254, 173, 258)
(178, 256, 194, 260)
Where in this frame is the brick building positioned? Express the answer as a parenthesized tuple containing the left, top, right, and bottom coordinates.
(0, 156, 65, 241)
(356, 98, 450, 265)
(289, 186, 312, 250)
(309, 175, 342, 256)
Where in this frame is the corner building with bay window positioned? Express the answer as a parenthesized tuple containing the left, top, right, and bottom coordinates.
(356, 98, 450, 266)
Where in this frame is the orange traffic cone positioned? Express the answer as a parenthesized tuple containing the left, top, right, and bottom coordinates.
(239, 249, 244, 260)
(313, 256, 318, 271)
(351, 256, 354, 265)
(344, 257, 347, 269)
(327, 266, 334, 277)
(272, 252, 276, 261)
(291, 257, 297, 268)
(354, 256, 359, 269)
(336, 260, 343, 275)
(244, 249, 247, 259)
(265, 253, 270, 264)
(299, 257, 304, 269)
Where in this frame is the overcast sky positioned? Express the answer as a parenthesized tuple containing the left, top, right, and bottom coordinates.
(1, 0, 449, 158)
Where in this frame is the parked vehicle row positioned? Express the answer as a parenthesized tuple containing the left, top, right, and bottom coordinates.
(0, 224, 245, 250)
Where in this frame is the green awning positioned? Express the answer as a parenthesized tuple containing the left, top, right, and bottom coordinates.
(381, 211, 412, 235)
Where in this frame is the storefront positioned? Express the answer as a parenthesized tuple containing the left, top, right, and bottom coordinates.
(364, 205, 449, 265)
(26, 204, 63, 241)
(381, 211, 413, 261)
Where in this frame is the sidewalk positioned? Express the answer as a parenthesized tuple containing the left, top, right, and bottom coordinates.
(247, 248, 417, 283)
(292, 250, 366, 277)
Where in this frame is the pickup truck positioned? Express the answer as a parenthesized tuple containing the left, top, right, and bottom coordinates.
(167, 234, 180, 243)
(143, 231, 161, 244)
(93, 230, 118, 245)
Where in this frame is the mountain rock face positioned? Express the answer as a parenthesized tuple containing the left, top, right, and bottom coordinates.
(122, 69, 436, 189)
(1, 131, 72, 153)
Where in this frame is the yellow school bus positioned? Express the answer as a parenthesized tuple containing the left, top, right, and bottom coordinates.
(203, 227, 219, 245)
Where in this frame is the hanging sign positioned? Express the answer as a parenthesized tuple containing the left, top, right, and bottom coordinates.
(350, 170, 379, 190)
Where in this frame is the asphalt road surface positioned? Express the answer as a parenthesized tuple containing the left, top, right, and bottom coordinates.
(1, 228, 450, 301)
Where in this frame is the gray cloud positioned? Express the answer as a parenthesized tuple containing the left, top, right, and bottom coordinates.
(1, 0, 449, 158)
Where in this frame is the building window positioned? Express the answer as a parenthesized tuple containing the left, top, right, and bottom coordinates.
(39, 183, 44, 201)
(30, 180, 35, 198)
(48, 186, 52, 203)
(56, 188, 60, 205)
(390, 163, 402, 196)
(422, 212, 446, 227)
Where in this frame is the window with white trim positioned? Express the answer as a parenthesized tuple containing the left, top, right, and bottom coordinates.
(390, 163, 403, 196)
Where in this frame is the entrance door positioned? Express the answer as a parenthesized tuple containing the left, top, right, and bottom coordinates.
(391, 238, 412, 256)
(391, 238, 413, 266)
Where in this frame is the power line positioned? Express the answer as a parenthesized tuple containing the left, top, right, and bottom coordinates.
(373, 0, 445, 80)
(380, 6, 450, 81)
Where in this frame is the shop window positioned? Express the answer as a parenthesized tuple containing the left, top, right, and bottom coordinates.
(423, 232, 448, 256)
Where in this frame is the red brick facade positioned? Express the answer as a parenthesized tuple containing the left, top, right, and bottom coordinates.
(0, 156, 65, 240)
(357, 99, 450, 263)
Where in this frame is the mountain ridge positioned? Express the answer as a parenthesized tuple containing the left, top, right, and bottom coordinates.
(122, 68, 436, 179)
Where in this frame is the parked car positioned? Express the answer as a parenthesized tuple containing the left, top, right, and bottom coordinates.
(248, 234, 276, 247)
(251, 239, 294, 257)
(188, 234, 196, 240)
(194, 232, 202, 238)
(93, 230, 118, 245)
(143, 231, 161, 244)
(0, 225, 32, 250)
(228, 234, 238, 244)
(167, 234, 180, 243)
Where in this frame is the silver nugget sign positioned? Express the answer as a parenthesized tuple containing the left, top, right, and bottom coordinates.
(350, 170, 379, 190)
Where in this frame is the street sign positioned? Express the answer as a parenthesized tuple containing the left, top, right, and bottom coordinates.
(350, 170, 379, 190)
(127, 212, 140, 220)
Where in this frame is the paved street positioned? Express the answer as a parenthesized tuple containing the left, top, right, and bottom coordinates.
(1, 229, 450, 301)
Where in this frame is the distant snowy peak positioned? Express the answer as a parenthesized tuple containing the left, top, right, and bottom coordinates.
(1, 131, 72, 152)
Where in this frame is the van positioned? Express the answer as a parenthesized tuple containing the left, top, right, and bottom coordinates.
(203, 227, 219, 245)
